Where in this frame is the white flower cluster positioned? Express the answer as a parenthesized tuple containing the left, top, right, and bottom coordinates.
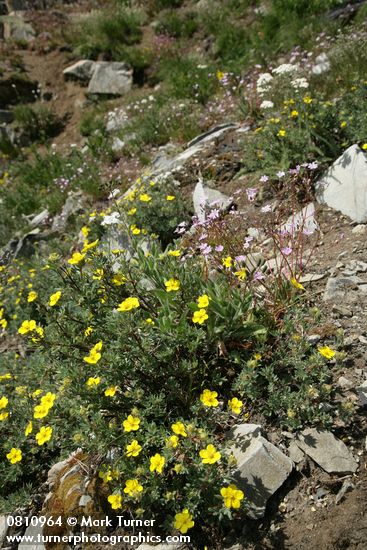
(257, 63, 309, 98)
(260, 100, 274, 109)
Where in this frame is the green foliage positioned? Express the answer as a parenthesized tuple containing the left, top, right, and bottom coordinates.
(13, 105, 64, 143)
(156, 10, 198, 38)
(69, 4, 145, 60)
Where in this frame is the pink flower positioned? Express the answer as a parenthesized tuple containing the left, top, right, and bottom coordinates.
(253, 271, 265, 280)
(260, 175, 269, 183)
(246, 188, 258, 202)
(215, 245, 224, 252)
(281, 247, 292, 256)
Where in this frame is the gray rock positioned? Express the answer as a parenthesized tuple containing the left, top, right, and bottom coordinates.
(51, 191, 84, 232)
(79, 494, 92, 507)
(88, 62, 133, 96)
(352, 224, 366, 235)
(342, 260, 367, 275)
(230, 424, 293, 519)
(111, 137, 125, 154)
(337, 376, 354, 390)
(106, 108, 128, 133)
(356, 380, 367, 406)
(295, 428, 358, 474)
(287, 441, 305, 463)
(323, 275, 363, 301)
(27, 209, 50, 229)
(281, 202, 318, 236)
(315, 144, 367, 223)
(299, 273, 326, 283)
(0, 516, 8, 547)
(153, 123, 239, 174)
(3, 15, 35, 42)
(18, 523, 45, 550)
(63, 60, 96, 83)
(0, 109, 14, 123)
(193, 179, 233, 223)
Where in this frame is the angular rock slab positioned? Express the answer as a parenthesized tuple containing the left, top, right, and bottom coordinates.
(295, 428, 358, 474)
(193, 179, 233, 223)
(88, 62, 133, 96)
(63, 60, 96, 82)
(315, 144, 367, 223)
(230, 424, 293, 519)
(356, 380, 367, 406)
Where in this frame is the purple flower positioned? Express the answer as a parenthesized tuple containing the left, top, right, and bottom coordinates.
(235, 255, 247, 263)
(207, 209, 220, 221)
(276, 171, 285, 178)
(199, 232, 208, 241)
(215, 244, 224, 252)
(253, 271, 265, 281)
(260, 175, 269, 183)
(200, 244, 212, 255)
(246, 188, 258, 202)
(308, 162, 318, 170)
(281, 247, 292, 256)
(243, 236, 253, 249)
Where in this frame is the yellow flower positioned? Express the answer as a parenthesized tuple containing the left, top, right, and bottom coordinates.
(228, 397, 243, 414)
(27, 291, 37, 303)
(197, 294, 210, 308)
(166, 195, 175, 201)
(303, 96, 313, 104)
(139, 194, 151, 202)
(25, 421, 33, 436)
(112, 273, 126, 286)
(108, 494, 122, 510)
(290, 277, 305, 291)
(340, 121, 347, 128)
(15, 386, 27, 395)
(171, 421, 187, 437)
(150, 453, 165, 474)
(6, 448, 22, 464)
(67, 252, 85, 265)
(126, 440, 142, 457)
(33, 404, 50, 419)
(222, 256, 232, 268)
(131, 226, 141, 235)
(49, 291, 61, 307)
(81, 226, 90, 238)
(216, 70, 225, 81)
(165, 279, 180, 292)
(220, 484, 244, 508)
(290, 110, 299, 117)
(173, 463, 184, 474)
(145, 318, 155, 325)
(18, 319, 36, 334)
(199, 444, 221, 464)
(124, 479, 143, 497)
(86, 376, 101, 387)
(192, 309, 208, 325)
(128, 207, 137, 215)
(234, 269, 247, 280)
(277, 129, 286, 137)
(0, 373, 11, 381)
(174, 509, 194, 534)
(104, 386, 118, 397)
(318, 346, 336, 359)
(82, 239, 99, 252)
(123, 415, 140, 432)
(362, 143, 367, 150)
(83, 341, 102, 364)
(167, 250, 181, 257)
(35, 426, 53, 446)
(200, 389, 219, 407)
(166, 435, 179, 448)
(85, 326, 93, 336)
(0, 396, 8, 409)
(117, 297, 140, 312)
(92, 268, 104, 280)
(40, 392, 56, 408)
(0, 412, 9, 421)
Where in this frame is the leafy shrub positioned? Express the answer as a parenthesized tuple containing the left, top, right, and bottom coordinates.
(13, 105, 64, 143)
(156, 10, 198, 39)
(70, 4, 145, 60)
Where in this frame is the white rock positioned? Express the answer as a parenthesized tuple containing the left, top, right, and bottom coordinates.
(281, 202, 318, 235)
(315, 145, 367, 223)
(111, 137, 125, 154)
(295, 428, 358, 474)
(18, 523, 45, 550)
(63, 60, 96, 82)
(0, 516, 8, 547)
(88, 62, 133, 96)
(230, 425, 293, 519)
(356, 380, 367, 406)
(352, 224, 366, 235)
(192, 180, 233, 223)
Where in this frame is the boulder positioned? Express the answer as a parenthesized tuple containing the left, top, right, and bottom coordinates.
(323, 275, 367, 301)
(295, 428, 358, 474)
(315, 145, 367, 223)
(229, 424, 293, 519)
(193, 179, 233, 223)
(3, 15, 35, 42)
(63, 60, 96, 83)
(18, 524, 45, 550)
(88, 62, 133, 96)
(356, 380, 367, 406)
(0, 516, 8, 547)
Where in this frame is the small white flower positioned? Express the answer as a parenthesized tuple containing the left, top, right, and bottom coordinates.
(272, 63, 298, 75)
(260, 100, 274, 109)
(291, 77, 309, 89)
